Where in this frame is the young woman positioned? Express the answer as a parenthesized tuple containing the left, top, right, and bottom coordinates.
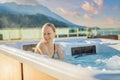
(35, 23, 64, 60)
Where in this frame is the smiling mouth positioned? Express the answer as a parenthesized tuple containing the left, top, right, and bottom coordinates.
(45, 38, 50, 41)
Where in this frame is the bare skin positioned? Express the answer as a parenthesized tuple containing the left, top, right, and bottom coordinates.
(35, 23, 64, 60)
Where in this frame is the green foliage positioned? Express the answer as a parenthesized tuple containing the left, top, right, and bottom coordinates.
(0, 13, 69, 28)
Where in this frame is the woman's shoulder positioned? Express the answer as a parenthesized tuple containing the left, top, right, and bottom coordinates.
(36, 41, 45, 48)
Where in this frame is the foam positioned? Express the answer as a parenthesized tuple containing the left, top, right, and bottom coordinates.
(96, 55, 120, 70)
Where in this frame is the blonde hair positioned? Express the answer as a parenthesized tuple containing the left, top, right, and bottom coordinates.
(42, 23, 56, 32)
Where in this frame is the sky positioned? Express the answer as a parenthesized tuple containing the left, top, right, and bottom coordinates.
(0, 0, 120, 28)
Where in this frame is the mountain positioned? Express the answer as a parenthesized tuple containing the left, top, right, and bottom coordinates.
(0, 13, 71, 28)
(0, 2, 85, 28)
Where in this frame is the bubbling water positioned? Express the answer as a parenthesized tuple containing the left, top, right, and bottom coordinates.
(64, 53, 120, 71)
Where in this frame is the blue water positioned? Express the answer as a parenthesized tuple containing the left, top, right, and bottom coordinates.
(64, 51, 120, 71)
(56, 38, 120, 71)
(4, 38, 120, 71)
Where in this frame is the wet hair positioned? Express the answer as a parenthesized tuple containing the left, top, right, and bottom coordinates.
(42, 23, 56, 32)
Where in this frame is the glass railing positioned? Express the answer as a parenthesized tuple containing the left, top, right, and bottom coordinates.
(0, 28, 120, 41)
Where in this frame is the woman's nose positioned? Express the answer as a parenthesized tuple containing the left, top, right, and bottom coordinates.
(44, 34, 49, 39)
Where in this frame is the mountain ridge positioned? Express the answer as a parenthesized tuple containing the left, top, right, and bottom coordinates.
(0, 2, 85, 28)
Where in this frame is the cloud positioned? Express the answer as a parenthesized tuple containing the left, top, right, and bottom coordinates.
(94, 0, 103, 9)
(70, 12, 80, 18)
(0, 0, 39, 5)
(56, 7, 80, 18)
(56, 8, 67, 14)
(107, 17, 115, 24)
(81, 1, 98, 14)
(112, 6, 118, 11)
(17, 0, 40, 5)
(104, 17, 120, 28)
(83, 14, 92, 19)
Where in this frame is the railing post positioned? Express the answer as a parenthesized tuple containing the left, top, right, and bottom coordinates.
(8, 29, 11, 41)
(20, 63, 24, 80)
(34, 27, 37, 40)
(110, 29, 112, 35)
(20, 28, 23, 40)
(77, 28, 78, 37)
(102, 29, 104, 35)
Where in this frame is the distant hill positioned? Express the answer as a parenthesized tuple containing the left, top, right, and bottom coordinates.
(0, 2, 85, 28)
(0, 13, 69, 28)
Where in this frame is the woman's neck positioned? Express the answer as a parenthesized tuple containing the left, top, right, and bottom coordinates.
(46, 41, 53, 47)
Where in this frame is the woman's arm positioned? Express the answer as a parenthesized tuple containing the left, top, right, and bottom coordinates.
(39, 44, 50, 56)
(35, 42, 49, 56)
(56, 44, 64, 60)
(34, 43, 43, 54)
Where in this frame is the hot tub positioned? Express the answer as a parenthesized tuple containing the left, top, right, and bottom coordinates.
(0, 38, 120, 80)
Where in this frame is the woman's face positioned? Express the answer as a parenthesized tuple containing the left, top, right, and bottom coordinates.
(42, 26, 55, 42)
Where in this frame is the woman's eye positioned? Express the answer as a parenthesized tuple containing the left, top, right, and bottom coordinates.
(48, 33, 50, 35)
